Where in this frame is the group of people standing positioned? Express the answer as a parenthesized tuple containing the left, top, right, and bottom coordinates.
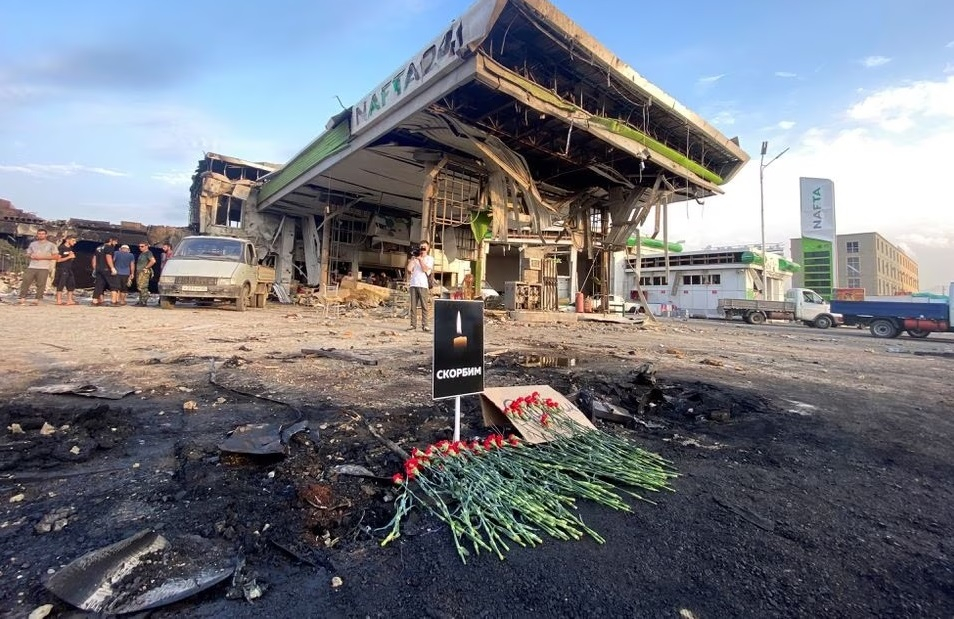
(89, 237, 169, 307)
(16, 228, 172, 307)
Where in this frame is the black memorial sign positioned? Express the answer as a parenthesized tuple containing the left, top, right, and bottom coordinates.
(432, 299, 484, 400)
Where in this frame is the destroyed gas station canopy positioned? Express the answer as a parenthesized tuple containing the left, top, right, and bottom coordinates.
(249, 0, 748, 252)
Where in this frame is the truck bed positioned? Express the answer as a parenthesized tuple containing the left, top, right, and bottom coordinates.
(718, 299, 795, 312)
(830, 300, 949, 320)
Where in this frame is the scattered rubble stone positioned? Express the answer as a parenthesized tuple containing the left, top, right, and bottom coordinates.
(35, 506, 75, 534)
(28, 604, 53, 619)
(39, 422, 56, 436)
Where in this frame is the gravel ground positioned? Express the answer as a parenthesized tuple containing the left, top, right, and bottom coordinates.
(1, 296, 952, 617)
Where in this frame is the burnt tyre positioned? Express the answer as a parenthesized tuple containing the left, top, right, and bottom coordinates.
(813, 314, 834, 329)
(870, 319, 898, 338)
(159, 296, 176, 309)
(906, 329, 931, 338)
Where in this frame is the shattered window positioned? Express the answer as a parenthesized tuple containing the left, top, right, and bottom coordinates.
(215, 196, 244, 228)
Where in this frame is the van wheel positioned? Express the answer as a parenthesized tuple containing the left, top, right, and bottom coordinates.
(159, 296, 176, 309)
(813, 314, 833, 329)
(747, 311, 766, 325)
(906, 329, 930, 338)
(235, 284, 251, 312)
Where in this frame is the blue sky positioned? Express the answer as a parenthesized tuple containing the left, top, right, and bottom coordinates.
(2, 0, 953, 289)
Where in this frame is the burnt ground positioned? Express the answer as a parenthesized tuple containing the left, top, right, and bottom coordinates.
(0, 302, 952, 618)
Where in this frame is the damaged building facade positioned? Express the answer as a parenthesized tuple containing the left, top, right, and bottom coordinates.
(192, 0, 748, 310)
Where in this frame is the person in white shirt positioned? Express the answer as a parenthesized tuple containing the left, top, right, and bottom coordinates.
(406, 240, 434, 332)
(18, 229, 59, 305)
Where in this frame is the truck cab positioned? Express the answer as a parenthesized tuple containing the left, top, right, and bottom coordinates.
(158, 236, 274, 311)
(785, 288, 839, 326)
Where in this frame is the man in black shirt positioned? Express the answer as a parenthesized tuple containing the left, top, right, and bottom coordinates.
(55, 236, 78, 305)
(92, 237, 120, 306)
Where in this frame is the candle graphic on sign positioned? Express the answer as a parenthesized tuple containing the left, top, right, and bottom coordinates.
(453, 311, 467, 350)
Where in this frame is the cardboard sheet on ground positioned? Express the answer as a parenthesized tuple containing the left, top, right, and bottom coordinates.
(480, 385, 596, 444)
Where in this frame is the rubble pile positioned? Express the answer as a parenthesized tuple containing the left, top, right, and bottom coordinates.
(293, 280, 394, 310)
(0, 272, 22, 296)
(293, 287, 324, 307)
(344, 289, 387, 309)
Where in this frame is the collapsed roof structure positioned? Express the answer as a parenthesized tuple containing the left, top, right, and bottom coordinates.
(229, 0, 749, 303)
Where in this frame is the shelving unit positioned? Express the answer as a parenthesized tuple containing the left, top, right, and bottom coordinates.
(504, 282, 543, 311)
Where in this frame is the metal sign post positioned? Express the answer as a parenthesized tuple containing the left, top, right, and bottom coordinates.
(432, 299, 485, 440)
(453, 396, 461, 442)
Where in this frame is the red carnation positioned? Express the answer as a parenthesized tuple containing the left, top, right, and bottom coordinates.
(392, 473, 404, 485)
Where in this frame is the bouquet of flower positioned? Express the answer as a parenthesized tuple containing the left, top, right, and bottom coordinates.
(379, 391, 677, 562)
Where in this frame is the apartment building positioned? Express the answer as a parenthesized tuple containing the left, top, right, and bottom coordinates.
(791, 232, 918, 296)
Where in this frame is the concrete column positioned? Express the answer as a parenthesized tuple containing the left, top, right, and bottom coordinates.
(569, 245, 578, 298)
(276, 218, 296, 292)
(320, 206, 331, 288)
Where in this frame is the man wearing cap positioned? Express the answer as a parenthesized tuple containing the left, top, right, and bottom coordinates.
(133, 243, 156, 306)
(113, 244, 135, 305)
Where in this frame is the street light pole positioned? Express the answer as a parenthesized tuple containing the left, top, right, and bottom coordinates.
(759, 141, 789, 295)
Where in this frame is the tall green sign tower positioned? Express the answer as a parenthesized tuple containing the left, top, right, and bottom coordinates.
(798, 177, 836, 300)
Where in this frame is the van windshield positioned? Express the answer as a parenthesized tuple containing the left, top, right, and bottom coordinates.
(175, 238, 244, 261)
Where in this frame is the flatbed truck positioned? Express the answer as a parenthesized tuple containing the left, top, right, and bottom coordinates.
(718, 287, 841, 329)
(830, 283, 953, 338)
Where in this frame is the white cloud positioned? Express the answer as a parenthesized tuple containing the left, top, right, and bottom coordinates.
(662, 76, 954, 292)
(151, 171, 194, 187)
(896, 233, 952, 249)
(710, 110, 736, 127)
(946, 41, 954, 48)
(777, 120, 796, 130)
(861, 55, 891, 68)
(697, 74, 726, 85)
(847, 76, 954, 131)
(774, 71, 798, 78)
(0, 83, 52, 102)
(0, 162, 127, 177)
(945, 63, 954, 74)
